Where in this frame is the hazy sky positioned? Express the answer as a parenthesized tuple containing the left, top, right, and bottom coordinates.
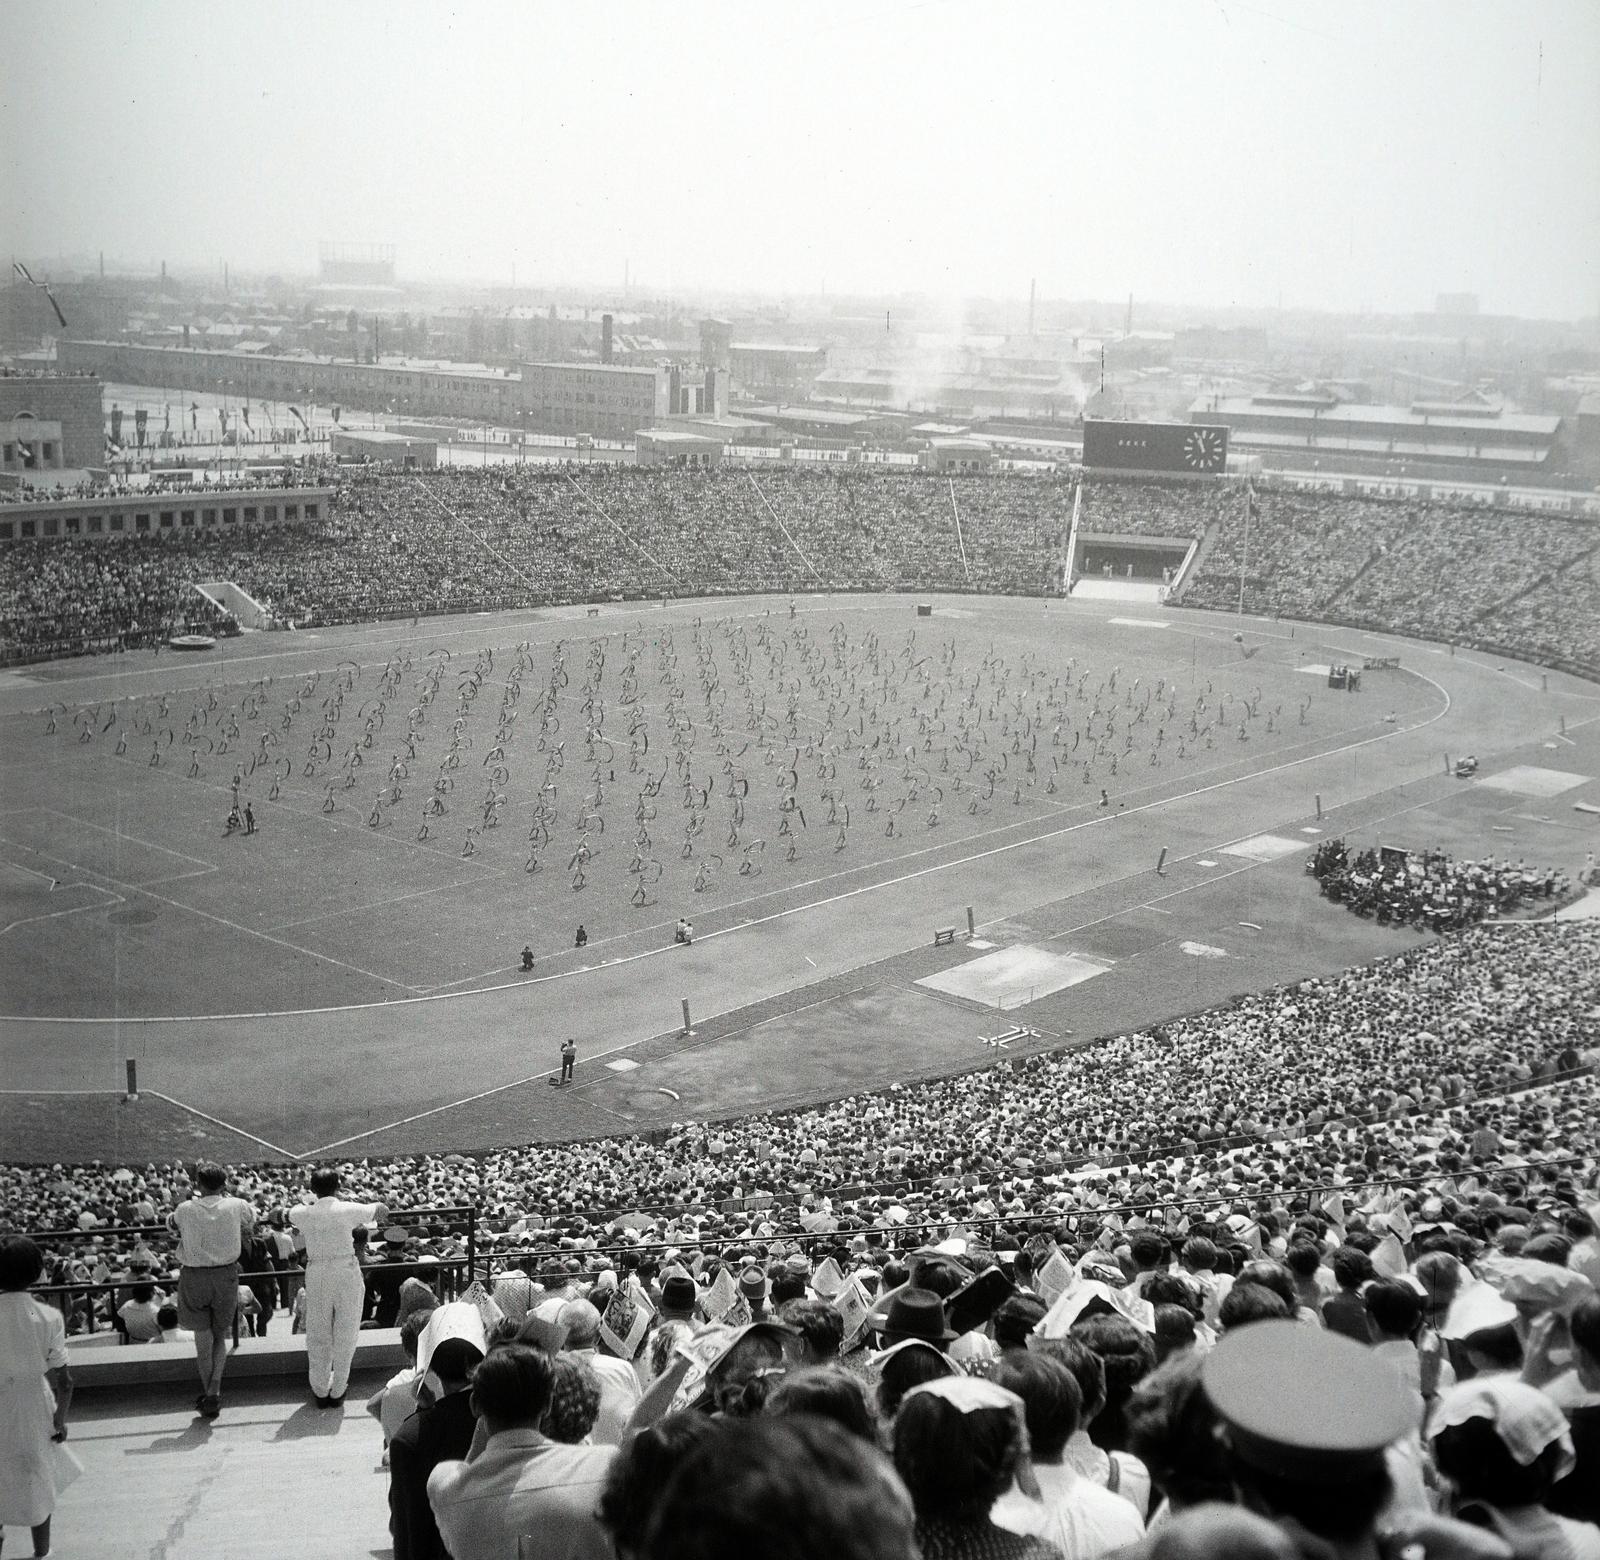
(4, 0, 1597, 317)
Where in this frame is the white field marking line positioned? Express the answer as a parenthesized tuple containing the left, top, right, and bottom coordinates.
(143, 1092, 300, 1160)
(311, 977, 886, 1153)
(266, 872, 514, 934)
(0, 661, 1455, 1025)
(114, 880, 424, 996)
(271, 762, 1490, 1157)
(38, 808, 219, 871)
(0, 1087, 130, 1096)
(1, 885, 124, 938)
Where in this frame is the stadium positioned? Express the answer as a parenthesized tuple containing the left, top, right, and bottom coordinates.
(5, 4, 1600, 1549)
(3, 397, 1600, 1553)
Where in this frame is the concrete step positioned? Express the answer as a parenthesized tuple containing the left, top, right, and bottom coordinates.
(68, 1325, 405, 1390)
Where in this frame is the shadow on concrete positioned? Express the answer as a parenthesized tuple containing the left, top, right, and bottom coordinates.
(125, 1419, 215, 1456)
(272, 1401, 348, 1441)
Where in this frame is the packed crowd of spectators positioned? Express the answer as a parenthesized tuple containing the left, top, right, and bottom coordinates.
(1308, 840, 1575, 931)
(1184, 487, 1600, 674)
(10, 920, 1595, 1311)
(5, 920, 1600, 1555)
(4, 465, 1598, 676)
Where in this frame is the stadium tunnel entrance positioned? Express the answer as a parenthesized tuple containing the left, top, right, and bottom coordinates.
(1073, 530, 1194, 585)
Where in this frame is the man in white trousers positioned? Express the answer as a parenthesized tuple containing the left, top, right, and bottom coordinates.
(290, 1167, 387, 1408)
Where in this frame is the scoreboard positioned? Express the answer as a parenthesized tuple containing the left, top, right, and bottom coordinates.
(1083, 419, 1228, 475)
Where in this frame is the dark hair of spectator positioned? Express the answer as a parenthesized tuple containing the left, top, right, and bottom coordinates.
(1432, 1419, 1566, 1508)
(598, 1413, 717, 1558)
(1125, 1350, 1233, 1513)
(1365, 1279, 1423, 1341)
(989, 1353, 1081, 1462)
(1237, 1261, 1297, 1312)
(309, 1167, 340, 1197)
(1154, 1303, 1198, 1361)
(194, 1162, 227, 1193)
(993, 1292, 1049, 1350)
(1461, 1323, 1523, 1373)
(1219, 1283, 1292, 1332)
(1520, 1233, 1571, 1267)
(471, 1342, 553, 1426)
(764, 1366, 877, 1444)
(644, 1415, 917, 1560)
(0, 1235, 45, 1291)
(892, 1391, 1026, 1521)
(1144, 1272, 1204, 1316)
(1070, 1312, 1157, 1449)
(875, 1344, 955, 1420)
(1331, 1247, 1376, 1290)
(543, 1354, 602, 1443)
(1283, 1242, 1323, 1279)
(778, 1298, 844, 1361)
(1570, 1296, 1600, 1362)
(399, 1306, 434, 1361)
(1028, 1335, 1107, 1421)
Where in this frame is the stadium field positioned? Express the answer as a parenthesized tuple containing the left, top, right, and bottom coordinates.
(1, 591, 1596, 1160)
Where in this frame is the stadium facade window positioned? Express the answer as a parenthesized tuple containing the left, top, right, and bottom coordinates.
(87, 515, 102, 533)
(203, 508, 217, 524)
(110, 515, 124, 532)
(223, 508, 237, 524)
(2, 444, 11, 463)
(0, 521, 11, 540)
(285, 504, 298, 520)
(305, 502, 318, 519)
(65, 516, 80, 534)
(42, 443, 55, 462)
(264, 505, 277, 522)
(160, 513, 174, 529)
(21, 520, 36, 538)
(243, 506, 258, 522)
(181, 510, 195, 526)
(43, 518, 59, 537)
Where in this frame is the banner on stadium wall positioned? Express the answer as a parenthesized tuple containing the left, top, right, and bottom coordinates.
(1083, 419, 1228, 475)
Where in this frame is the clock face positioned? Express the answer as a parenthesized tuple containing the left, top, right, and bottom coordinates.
(1183, 428, 1223, 469)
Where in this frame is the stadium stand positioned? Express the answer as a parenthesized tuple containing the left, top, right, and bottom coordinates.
(4, 467, 1598, 679)
(4, 466, 1600, 1560)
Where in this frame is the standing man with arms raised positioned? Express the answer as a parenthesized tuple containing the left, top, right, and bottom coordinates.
(291, 1168, 387, 1408)
(167, 1162, 255, 1420)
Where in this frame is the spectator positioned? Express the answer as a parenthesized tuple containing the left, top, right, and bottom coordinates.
(428, 1342, 614, 1560)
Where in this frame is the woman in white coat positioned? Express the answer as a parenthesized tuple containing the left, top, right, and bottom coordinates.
(0, 1236, 74, 1560)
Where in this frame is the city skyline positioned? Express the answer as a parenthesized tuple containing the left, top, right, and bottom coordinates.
(4, 0, 1598, 321)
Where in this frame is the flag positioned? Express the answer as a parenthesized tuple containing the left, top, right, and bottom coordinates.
(241, 407, 252, 432)
(1321, 1191, 1346, 1229)
(289, 406, 309, 431)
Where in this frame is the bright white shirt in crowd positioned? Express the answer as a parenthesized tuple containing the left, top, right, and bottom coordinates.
(993, 1461, 1145, 1559)
(289, 1196, 381, 1261)
(167, 1194, 255, 1267)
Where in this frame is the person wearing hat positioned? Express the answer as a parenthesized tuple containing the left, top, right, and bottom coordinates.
(1429, 1376, 1600, 1558)
(739, 1267, 769, 1322)
(657, 1274, 700, 1326)
(867, 1288, 959, 1352)
(1204, 1320, 1506, 1560)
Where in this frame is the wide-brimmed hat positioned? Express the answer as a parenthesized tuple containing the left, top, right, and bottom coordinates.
(866, 1286, 957, 1344)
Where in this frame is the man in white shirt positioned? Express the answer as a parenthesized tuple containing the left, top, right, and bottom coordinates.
(990, 1354, 1144, 1559)
(167, 1162, 256, 1419)
(556, 1299, 641, 1445)
(290, 1167, 386, 1408)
